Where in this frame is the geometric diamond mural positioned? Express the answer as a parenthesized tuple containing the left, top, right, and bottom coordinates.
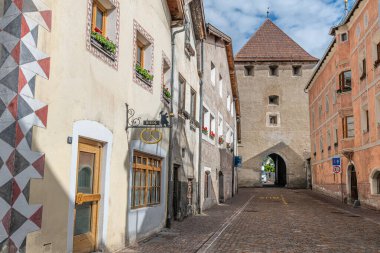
(0, 0, 51, 252)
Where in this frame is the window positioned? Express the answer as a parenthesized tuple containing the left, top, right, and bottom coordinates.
(179, 76, 186, 113)
(230, 102, 234, 117)
(292, 66, 302, 76)
(190, 88, 197, 120)
(269, 65, 279, 76)
(134, 26, 154, 87)
(269, 115, 278, 126)
(377, 173, 380, 194)
(219, 75, 223, 97)
(204, 171, 210, 199)
(376, 95, 380, 127)
(334, 126, 339, 146)
(162, 56, 171, 103)
(218, 114, 223, 140)
(92, 1, 107, 35)
(211, 62, 216, 86)
(339, 71, 352, 91)
(341, 33, 348, 42)
(210, 114, 216, 140)
(136, 41, 144, 67)
(269, 95, 279, 105)
(327, 130, 331, 149)
(318, 103, 323, 119)
(360, 58, 366, 80)
(332, 86, 337, 104)
(202, 107, 208, 129)
(244, 66, 254, 76)
(375, 43, 380, 67)
(132, 152, 161, 209)
(370, 170, 380, 195)
(343, 116, 355, 138)
(320, 135, 323, 152)
(227, 94, 231, 111)
(325, 94, 329, 113)
(361, 106, 370, 133)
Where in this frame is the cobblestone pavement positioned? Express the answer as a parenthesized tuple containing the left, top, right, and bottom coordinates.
(120, 188, 380, 253)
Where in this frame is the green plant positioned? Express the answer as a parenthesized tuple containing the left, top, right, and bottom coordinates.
(91, 32, 117, 55)
(163, 86, 171, 99)
(135, 64, 154, 81)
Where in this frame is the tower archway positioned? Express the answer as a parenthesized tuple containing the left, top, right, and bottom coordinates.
(262, 153, 287, 187)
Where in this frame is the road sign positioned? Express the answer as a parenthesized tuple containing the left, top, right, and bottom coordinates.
(332, 156, 341, 167)
(333, 166, 342, 174)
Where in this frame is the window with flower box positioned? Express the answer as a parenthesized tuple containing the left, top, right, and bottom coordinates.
(161, 55, 171, 105)
(133, 21, 154, 91)
(209, 114, 216, 140)
(202, 106, 209, 135)
(218, 114, 224, 145)
(87, 0, 119, 68)
(190, 88, 197, 121)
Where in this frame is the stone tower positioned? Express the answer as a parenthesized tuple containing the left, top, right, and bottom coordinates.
(235, 19, 318, 188)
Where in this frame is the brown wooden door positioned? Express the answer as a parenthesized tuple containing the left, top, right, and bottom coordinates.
(73, 140, 102, 253)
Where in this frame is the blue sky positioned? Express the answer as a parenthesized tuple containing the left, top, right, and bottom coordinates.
(204, 0, 354, 58)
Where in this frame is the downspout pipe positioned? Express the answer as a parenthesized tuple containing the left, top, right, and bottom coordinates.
(166, 24, 187, 229)
(197, 40, 204, 214)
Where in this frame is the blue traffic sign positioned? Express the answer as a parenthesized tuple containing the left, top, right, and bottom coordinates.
(332, 157, 341, 167)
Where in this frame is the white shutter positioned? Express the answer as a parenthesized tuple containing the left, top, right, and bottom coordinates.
(185, 83, 191, 114)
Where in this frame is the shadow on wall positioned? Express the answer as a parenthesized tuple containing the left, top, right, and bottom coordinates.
(239, 142, 306, 188)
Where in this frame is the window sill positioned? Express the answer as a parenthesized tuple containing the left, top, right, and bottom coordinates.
(136, 71, 153, 87)
(90, 37, 116, 61)
(131, 203, 161, 211)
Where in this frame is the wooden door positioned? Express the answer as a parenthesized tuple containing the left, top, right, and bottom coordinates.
(73, 139, 102, 253)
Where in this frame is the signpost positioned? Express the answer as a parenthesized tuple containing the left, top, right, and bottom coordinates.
(332, 156, 343, 203)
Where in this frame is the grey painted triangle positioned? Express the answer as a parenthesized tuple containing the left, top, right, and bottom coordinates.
(25, 127, 33, 149)
(9, 208, 27, 235)
(17, 95, 34, 119)
(0, 122, 16, 148)
(30, 27, 39, 46)
(0, 45, 10, 67)
(22, 180, 30, 202)
(4, 0, 12, 14)
(28, 76, 36, 96)
(20, 42, 36, 65)
(23, 0, 39, 13)
(14, 150, 30, 176)
(0, 179, 13, 205)
(3, 15, 21, 38)
(0, 67, 19, 93)
(0, 99, 6, 118)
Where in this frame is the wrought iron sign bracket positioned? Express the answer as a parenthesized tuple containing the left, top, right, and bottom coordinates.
(125, 103, 173, 131)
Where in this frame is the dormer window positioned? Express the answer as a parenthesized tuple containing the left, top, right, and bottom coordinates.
(341, 33, 348, 42)
(269, 65, 279, 76)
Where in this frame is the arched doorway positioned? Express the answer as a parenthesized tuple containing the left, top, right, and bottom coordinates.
(219, 171, 224, 203)
(261, 154, 287, 187)
(348, 164, 358, 202)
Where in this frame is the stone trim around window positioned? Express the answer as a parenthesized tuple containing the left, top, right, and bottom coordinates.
(86, 0, 120, 70)
(133, 20, 155, 93)
(161, 52, 171, 106)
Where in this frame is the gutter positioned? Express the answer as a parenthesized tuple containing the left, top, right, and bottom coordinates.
(167, 24, 187, 229)
(197, 40, 204, 214)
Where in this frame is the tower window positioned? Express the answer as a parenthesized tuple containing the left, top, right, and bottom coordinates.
(269, 115, 278, 126)
(269, 95, 279, 105)
(244, 66, 254, 76)
(292, 66, 302, 76)
(341, 33, 348, 42)
(269, 65, 278, 76)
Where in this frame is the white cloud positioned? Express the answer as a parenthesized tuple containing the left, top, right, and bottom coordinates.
(204, 0, 351, 58)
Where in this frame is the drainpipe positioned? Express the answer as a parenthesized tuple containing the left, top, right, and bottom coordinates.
(166, 24, 187, 229)
(197, 40, 204, 214)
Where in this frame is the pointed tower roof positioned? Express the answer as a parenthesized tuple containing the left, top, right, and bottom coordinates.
(235, 19, 318, 62)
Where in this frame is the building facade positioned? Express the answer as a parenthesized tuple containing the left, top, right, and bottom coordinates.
(306, 0, 380, 210)
(0, 0, 209, 252)
(201, 24, 240, 210)
(236, 19, 318, 188)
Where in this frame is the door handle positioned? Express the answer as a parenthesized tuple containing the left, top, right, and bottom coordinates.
(76, 193, 101, 205)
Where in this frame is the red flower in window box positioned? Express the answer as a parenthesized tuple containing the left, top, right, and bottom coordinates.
(209, 131, 216, 139)
(94, 27, 102, 34)
(218, 136, 225, 145)
(202, 126, 208, 135)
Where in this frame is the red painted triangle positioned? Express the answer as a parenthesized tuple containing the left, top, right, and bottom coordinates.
(20, 15, 30, 38)
(38, 58, 50, 79)
(2, 209, 11, 234)
(35, 105, 48, 127)
(40, 10, 52, 31)
(6, 151, 15, 175)
(18, 69, 27, 93)
(15, 122, 24, 147)
(29, 206, 43, 228)
(32, 154, 45, 177)
(11, 180, 21, 205)
(8, 96, 18, 120)
(11, 42, 20, 65)
(13, 0, 23, 11)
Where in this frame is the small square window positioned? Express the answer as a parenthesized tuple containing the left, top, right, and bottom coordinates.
(269, 115, 278, 126)
(269, 95, 279, 105)
(269, 65, 278, 76)
(244, 66, 254, 76)
(292, 66, 302, 76)
(341, 33, 348, 42)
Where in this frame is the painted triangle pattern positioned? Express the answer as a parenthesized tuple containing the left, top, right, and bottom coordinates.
(0, 0, 51, 252)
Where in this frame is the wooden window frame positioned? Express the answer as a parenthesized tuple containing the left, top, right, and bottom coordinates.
(339, 70, 352, 90)
(343, 116, 355, 138)
(92, 0, 107, 36)
(136, 40, 145, 68)
(132, 152, 162, 209)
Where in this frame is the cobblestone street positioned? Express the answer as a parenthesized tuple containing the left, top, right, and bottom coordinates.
(121, 188, 380, 253)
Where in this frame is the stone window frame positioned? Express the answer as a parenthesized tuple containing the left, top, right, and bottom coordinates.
(133, 20, 155, 93)
(361, 103, 370, 134)
(292, 65, 302, 77)
(161, 52, 171, 106)
(244, 65, 254, 76)
(369, 168, 380, 195)
(86, 0, 120, 69)
(266, 112, 280, 128)
(269, 65, 279, 77)
(340, 32, 348, 43)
